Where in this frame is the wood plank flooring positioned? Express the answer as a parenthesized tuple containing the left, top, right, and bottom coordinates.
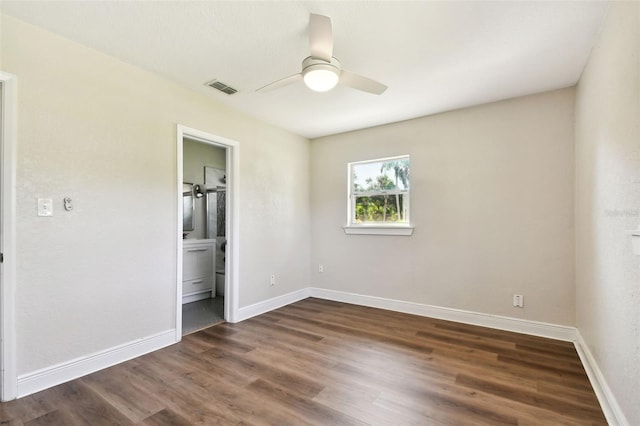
(0, 298, 607, 425)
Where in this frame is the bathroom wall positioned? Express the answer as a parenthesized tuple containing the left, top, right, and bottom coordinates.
(182, 138, 225, 240)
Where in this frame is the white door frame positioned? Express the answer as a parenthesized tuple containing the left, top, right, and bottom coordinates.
(0, 71, 18, 401)
(176, 125, 239, 342)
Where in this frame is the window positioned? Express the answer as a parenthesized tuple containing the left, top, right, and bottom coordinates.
(345, 155, 413, 235)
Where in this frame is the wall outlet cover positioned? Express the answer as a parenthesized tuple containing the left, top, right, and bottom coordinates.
(513, 294, 524, 308)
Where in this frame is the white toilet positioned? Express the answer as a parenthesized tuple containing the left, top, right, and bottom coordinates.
(215, 238, 226, 296)
(215, 270, 225, 296)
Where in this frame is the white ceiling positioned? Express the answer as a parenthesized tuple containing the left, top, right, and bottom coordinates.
(1, 1, 609, 139)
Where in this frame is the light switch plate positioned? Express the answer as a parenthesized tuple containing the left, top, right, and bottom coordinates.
(37, 198, 53, 216)
(631, 232, 640, 255)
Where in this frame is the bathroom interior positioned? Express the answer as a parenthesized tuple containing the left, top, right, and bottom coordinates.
(181, 138, 227, 335)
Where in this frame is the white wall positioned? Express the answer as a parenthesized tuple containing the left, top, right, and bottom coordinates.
(311, 89, 575, 326)
(575, 2, 640, 424)
(1, 15, 310, 375)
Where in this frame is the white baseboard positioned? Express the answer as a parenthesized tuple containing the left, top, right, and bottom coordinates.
(236, 288, 310, 322)
(309, 288, 577, 342)
(17, 329, 176, 398)
(574, 331, 629, 426)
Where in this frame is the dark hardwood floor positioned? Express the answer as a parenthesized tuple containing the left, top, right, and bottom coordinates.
(0, 298, 606, 425)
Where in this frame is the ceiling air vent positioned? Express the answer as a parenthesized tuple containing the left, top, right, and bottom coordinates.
(205, 79, 238, 95)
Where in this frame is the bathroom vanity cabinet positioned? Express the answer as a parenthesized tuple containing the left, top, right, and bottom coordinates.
(182, 239, 216, 304)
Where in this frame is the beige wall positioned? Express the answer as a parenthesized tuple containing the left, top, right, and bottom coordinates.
(1, 15, 310, 375)
(182, 139, 225, 240)
(575, 2, 640, 424)
(311, 89, 575, 325)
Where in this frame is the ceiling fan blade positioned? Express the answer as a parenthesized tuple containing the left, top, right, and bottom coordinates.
(256, 73, 303, 93)
(309, 14, 333, 62)
(340, 70, 388, 95)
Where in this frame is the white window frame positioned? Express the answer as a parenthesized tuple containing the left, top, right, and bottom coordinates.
(344, 155, 414, 236)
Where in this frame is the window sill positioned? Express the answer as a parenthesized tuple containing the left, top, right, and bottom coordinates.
(343, 225, 414, 236)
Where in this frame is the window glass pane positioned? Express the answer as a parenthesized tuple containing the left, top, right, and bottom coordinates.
(354, 194, 409, 223)
(350, 156, 410, 225)
(353, 158, 410, 193)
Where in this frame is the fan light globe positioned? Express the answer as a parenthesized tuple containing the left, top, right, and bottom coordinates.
(303, 66, 339, 92)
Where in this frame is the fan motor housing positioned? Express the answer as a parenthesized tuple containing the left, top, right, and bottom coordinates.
(302, 56, 341, 74)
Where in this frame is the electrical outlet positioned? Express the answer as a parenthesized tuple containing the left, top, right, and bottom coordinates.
(270, 274, 276, 286)
(513, 294, 524, 308)
(319, 264, 324, 273)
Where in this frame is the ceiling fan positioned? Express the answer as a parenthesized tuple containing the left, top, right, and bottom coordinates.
(256, 14, 387, 95)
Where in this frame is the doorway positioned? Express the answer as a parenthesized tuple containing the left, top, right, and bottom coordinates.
(176, 126, 239, 341)
(0, 71, 17, 401)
